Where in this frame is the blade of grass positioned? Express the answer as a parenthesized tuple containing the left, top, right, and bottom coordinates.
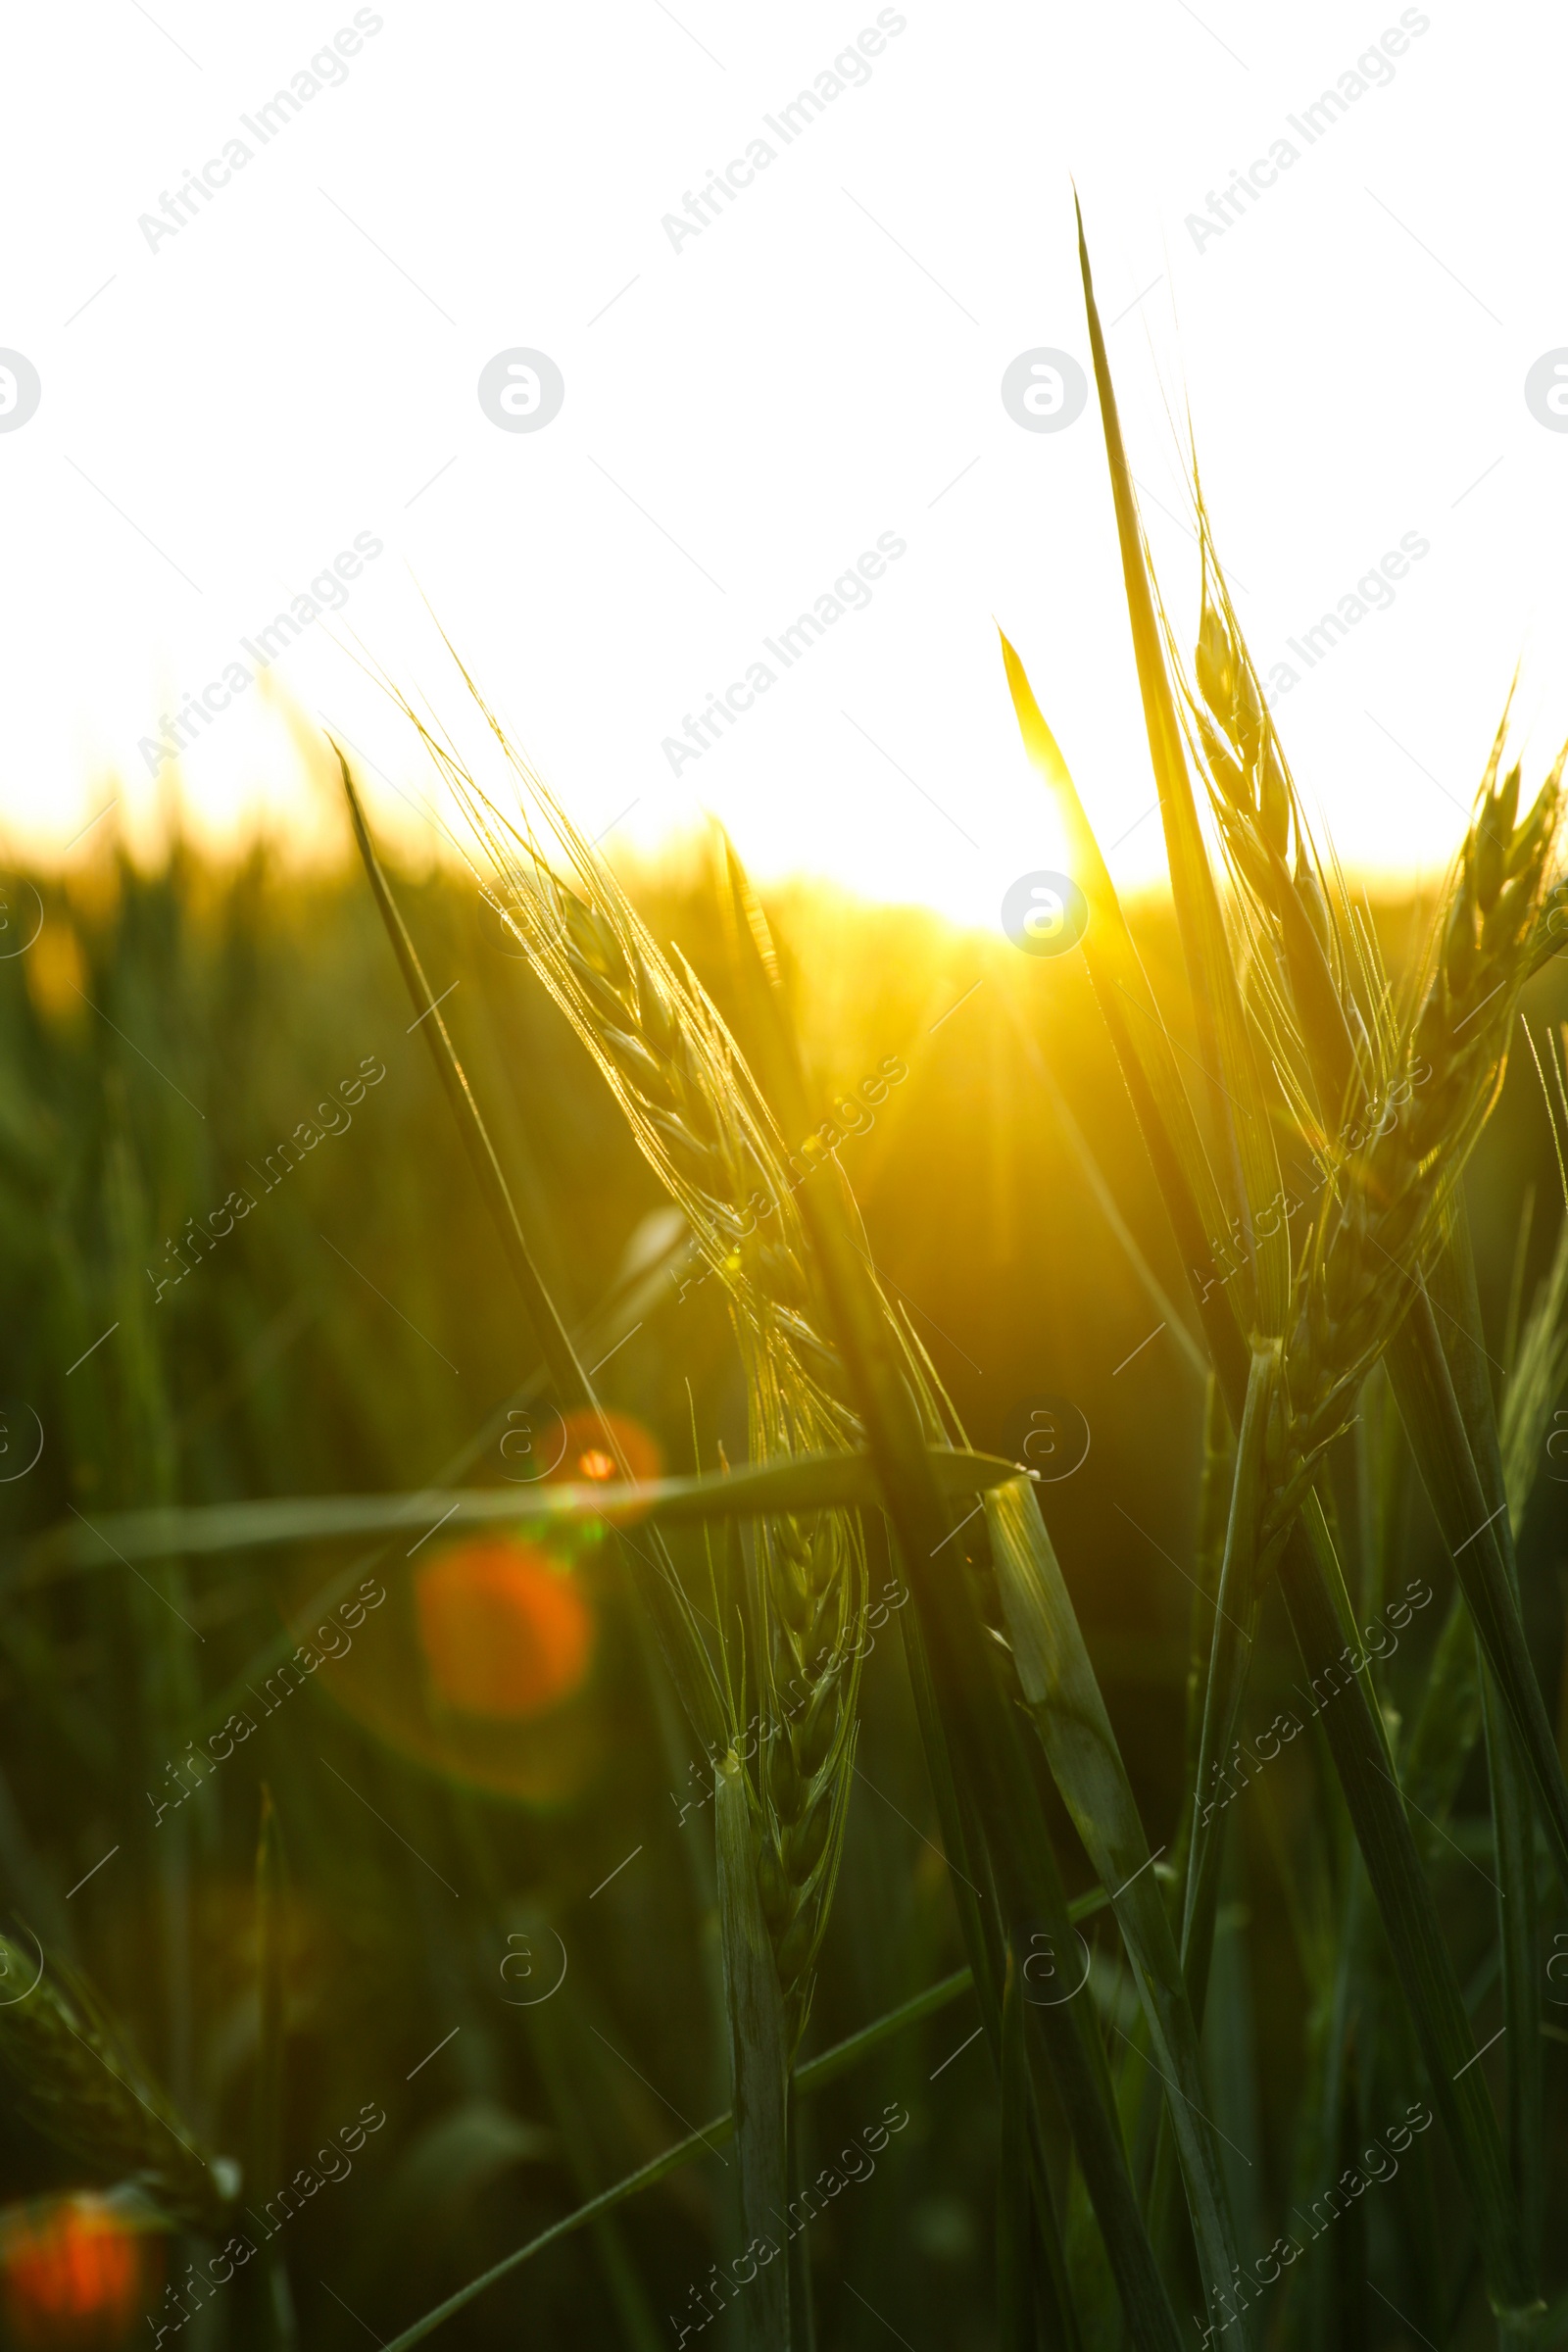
(1136, 1374, 1232, 2219)
(1387, 1280, 1568, 1910)
(167, 1238, 691, 1753)
(1331, 2028, 1369, 2352)
(1403, 1090, 1568, 1825)
(892, 1597, 1084, 2352)
(503, 1900, 668, 2352)
(986, 1473, 1245, 2329)
(1282, 1847, 1368, 2351)
(721, 858, 1189, 2352)
(334, 742, 596, 1414)
(1500, 1028, 1568, 1517)
(368, 1964, 981, 2352)
(713, 1749, 791, 2350)
(1203, 1866, 1266, 2282)
(784, 2088, 815, 2352)
(1180, 1346, 1278, 2024)
(24, 1447, 1025, 1577)
(246, 1788, 296, 2352)
(1168, 1376, 1234, 1908)
(334, 741, 731, 1760)
(997, 1939, 1034, 2352)
(998, 632, 1247, 1406)
(893, 1590, 1003, 2051)
(1005, 695, 1537, 2317)
(1432, 1214, 1544, 2283)
(1401, 1592, 1485, 1825)
(1142, 1350, 1276, 2281)
(1382, 1991, 1448, 2352)
(1388, 1217, 1544, 2268)
(1278, 1500, 1538, 2325)
(1002, 615, 1539, 2326)
(1480, 1667, 1542, 2264)
(1074, 195, 1289, 1340)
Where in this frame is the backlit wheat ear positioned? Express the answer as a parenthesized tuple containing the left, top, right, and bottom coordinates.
(1175, 559, 1565, 1503)
(491, 822, 871, 2045)
(1184, 556, 1376, 1136)
(1271, 733, 1565, 1513)
(499, 844, 869, 2045)
(388, 679, 863, 1445)
(0, 1935, 234, 2231)
(381, 675, 879, 2050)
(753, 1505, 862, 2044)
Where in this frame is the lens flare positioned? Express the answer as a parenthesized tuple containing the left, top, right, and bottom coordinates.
(0, 2196, 153, 2350)
(546, 1409, 662, 1515)
(416, 1540, 594, 1720)
(552, 1407, 662, 1485)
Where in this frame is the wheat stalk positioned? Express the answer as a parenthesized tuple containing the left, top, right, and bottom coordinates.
(0, 1935, 234, 2230)
(380, 680, 887, 2048)
(1180, 573, 1564, 1521)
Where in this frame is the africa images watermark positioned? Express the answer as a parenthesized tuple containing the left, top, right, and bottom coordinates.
(1196, 2100, 1435, 2342)
(664, 1052, 910, 1307)
(660, 532, 906, 775)
(669, 1573, 912, 1829)
(145, 1579, 388, 1829)
(1184, 9, 1433, 256)
(670, 2100, 912, 2342)
(145, 1054, 387, 1301)
(661, 10, 908, 256)
(1195, 1578, 1437, 1836)
(136, 11, 387, 255)
(1261, 530, 1431, 703)
(138, 533, 383, 777)
(145, 2097, 388, 2344)
(1188, 1048, 1441, 1308)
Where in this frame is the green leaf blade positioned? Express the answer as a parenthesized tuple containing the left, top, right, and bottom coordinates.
(987, 1475, 1249, 2343)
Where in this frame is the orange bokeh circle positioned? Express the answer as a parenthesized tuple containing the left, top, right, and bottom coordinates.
(416, 1540, 595, 1721)
(0, 2196, 153, 2350)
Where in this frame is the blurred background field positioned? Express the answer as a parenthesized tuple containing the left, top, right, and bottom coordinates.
(0, 804, 1565, 2351)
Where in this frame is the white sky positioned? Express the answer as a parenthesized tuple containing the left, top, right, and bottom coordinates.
(3, 0, 1566, 928)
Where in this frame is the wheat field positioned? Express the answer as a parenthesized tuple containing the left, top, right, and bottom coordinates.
(1, 225, 1566, 2352)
